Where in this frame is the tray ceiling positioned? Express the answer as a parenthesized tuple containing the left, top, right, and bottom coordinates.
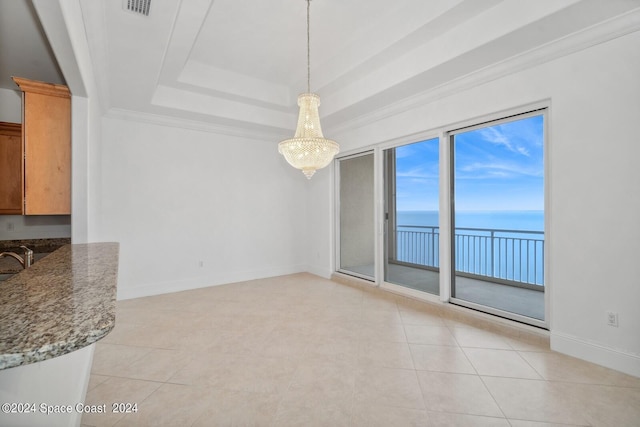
(3, 0, 640, 138)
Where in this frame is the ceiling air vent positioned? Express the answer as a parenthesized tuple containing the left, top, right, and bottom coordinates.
(123, 0, 151, 16)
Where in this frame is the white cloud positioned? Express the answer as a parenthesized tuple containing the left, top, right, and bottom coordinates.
(397, 166, 438, 180)
(395, 146, 416, 159)
(478, 126, 532, 157)
(458, 161, 542, 178)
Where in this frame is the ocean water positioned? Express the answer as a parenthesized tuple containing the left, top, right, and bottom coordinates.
(394, 210, 545, 285)
(397, 210, 544, 232)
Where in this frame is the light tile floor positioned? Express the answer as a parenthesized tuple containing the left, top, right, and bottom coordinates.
(82, 273, 640, 426)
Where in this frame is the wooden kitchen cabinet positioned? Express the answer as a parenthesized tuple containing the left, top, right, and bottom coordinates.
(5, 77, 72, 215)
(0, 122, 22, 214)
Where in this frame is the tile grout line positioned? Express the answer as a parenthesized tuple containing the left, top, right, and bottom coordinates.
(477, 373, 511, 422)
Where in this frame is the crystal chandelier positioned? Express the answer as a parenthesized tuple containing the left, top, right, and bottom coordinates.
(278, 0, 339, 179)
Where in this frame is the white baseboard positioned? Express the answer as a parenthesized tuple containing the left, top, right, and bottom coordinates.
(305, 265, 333, 280)
(551, 331, 640, 378)
(117, 264, 308, 300)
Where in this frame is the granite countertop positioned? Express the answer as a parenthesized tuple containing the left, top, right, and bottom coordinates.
(0, 243, 119, 370)
(0, 238, 71, 274)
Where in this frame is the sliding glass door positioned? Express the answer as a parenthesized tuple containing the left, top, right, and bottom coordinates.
(384, 138, 440, 295)
(450, 111, 545, 323)
(334, 108, 547, 328)
(337, 152, 375, 279)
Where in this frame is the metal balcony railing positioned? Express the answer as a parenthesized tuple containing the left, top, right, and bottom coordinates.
(395, 225, 544, 287)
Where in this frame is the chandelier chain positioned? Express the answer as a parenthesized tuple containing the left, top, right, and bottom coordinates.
(307, 0, 311, 93)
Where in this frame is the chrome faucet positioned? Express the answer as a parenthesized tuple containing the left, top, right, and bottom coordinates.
(0, 246, 34, 269)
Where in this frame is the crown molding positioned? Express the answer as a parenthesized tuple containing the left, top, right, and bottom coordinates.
(12, 76, 71, 98)
(326, 7, 640, 136)
(104, 107, 290, 141)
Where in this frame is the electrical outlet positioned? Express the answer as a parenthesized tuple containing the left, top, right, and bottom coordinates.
(606, 311, 619, 327)
(6, 222, 14, 232)
(198, 260, 204, 268)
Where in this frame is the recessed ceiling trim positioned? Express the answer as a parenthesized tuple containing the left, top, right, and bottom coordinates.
(179, 60, 291, 108)
(156, 0, 211, 84)
(319, 0, 583, 115)
(76, 0, 640, 140)
(312, 0, 499, 97)
(151, 85, 295, 129)
(324, 6, 640, 136)
(106, 107, 291, 141)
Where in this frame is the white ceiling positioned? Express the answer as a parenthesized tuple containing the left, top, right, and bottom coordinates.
(2, 0, 640, 138)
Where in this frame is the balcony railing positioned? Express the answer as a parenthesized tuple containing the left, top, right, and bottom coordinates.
(395, 225, 544, 287)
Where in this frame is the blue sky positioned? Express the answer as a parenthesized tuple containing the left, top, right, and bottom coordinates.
(395, 138, 440, 211)
(395, 114, 544, 211)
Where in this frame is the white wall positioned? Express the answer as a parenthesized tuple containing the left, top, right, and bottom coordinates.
(305, 164, 334, 278)
(316, 31, 640, 376)
(98, 117, 309, 299)
(0, 88, 21, 123)
(23, 0, 315, 301)
(0, 216, 71, 240)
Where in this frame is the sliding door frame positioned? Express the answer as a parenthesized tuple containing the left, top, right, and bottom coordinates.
(376, 133, 444, 304)
(447, 106, 550, 329)
(332, 100, 550, 329)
